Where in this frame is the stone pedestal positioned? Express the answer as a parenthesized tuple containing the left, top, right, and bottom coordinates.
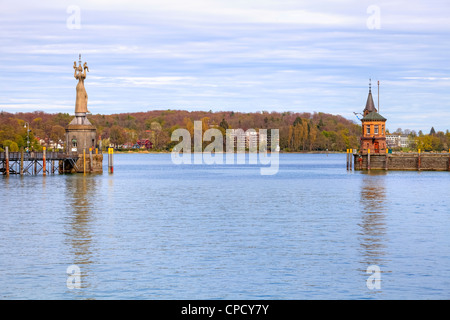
(65, 112, 103, 173)
(65, 113, 97, 154)
(60, 153, 103, 174)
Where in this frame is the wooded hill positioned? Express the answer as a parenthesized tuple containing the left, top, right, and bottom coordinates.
(0, 109, 364, 152)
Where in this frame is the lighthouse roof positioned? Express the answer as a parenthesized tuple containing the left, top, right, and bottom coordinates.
(361, 111, 386, 122)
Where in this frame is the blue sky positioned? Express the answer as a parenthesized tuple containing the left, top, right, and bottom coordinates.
(1, 0, 449, 132)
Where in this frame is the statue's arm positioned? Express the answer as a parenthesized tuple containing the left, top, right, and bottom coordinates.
(83, 63, 88, 77)
(73, 62, 77, 79)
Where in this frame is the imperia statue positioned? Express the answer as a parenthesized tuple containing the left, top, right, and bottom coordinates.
(73, 55, 90, 114)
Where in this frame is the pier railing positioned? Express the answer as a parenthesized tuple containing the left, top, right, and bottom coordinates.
(1, 151, 81, 175)
(0, 152, 78, 161)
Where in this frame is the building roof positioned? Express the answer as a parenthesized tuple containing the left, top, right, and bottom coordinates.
(361, 111, 386, 121)
(363, 89, 377, 115)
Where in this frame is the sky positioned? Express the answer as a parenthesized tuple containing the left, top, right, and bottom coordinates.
(0, 0, 449, 132)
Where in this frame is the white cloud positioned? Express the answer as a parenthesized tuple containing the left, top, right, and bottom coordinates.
(0, 0, 450, 132)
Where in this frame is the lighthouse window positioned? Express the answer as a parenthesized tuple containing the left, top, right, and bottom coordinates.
(366, 126, 370, 135)
(374, 125, 379, 134)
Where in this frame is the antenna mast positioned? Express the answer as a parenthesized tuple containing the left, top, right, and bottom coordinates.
(378, 80, 380, 113)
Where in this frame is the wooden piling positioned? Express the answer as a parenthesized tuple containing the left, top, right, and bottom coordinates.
(20, 147, 24, 175)
(43, 147, 46, 176)
(385, 148, 389, 171)
(418, 149, 421, 171)
(83, 149, 86, 175)
(349, 149, 353, 170)
(89, 148, 93, 173)
(346, 149, 349, 170)
(108, 147, 114, 174)
(367, 148, 371, 170)
(5, 146, 9, 176)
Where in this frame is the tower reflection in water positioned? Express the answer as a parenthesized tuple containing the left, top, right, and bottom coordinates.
(359, 171, 388, 292)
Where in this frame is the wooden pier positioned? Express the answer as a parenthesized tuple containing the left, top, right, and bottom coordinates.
(0, 148, 80, 175)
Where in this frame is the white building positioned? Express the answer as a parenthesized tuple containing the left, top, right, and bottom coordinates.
(386, 134, 411, 148)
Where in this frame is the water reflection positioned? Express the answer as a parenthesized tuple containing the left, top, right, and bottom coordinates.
(64, 175, 97, 291)
(359, 172, 388, 267)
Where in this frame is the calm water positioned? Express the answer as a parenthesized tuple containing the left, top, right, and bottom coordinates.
(0, 153, 449, 299)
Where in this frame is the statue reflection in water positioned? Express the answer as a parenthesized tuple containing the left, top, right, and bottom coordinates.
(64, 175, 97, 292)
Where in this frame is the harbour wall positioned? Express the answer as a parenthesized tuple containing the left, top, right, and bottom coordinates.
(353, 153, 450, 171)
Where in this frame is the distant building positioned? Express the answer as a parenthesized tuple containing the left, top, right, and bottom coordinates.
(228, 129, 250, 150)
(227, 129, 278, 151)
(136, 139, 153, 149)
(386, 134, 412, 149)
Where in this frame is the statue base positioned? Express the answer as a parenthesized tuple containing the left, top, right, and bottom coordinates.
(60, 153, 103, 174)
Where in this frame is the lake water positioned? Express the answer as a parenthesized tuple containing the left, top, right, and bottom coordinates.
(0, 153, 449, 299)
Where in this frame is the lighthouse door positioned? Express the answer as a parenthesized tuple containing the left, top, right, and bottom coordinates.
(374, 142, 380, 153)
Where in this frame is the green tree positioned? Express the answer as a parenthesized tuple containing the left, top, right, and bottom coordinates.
(50, 125, 66, 144)
(110, 125, 125, 147)
(2, 140, 19, 152)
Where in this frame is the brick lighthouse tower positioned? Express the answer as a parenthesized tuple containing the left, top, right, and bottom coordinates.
(359, 80, 387, 154)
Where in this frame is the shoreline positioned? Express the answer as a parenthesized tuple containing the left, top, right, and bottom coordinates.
(104, 150, 347, 154)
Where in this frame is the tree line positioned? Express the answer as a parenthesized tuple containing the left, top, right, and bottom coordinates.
(1, 109, 448, 152)
(389, 127, 450, 152)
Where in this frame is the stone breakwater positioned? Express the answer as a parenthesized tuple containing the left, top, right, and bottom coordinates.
(353, 153, 450, 171)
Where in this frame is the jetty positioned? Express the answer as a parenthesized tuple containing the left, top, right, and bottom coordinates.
(0, 147, 103, 175)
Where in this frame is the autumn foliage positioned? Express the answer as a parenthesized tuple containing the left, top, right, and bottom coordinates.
(0, 109, 363, 152)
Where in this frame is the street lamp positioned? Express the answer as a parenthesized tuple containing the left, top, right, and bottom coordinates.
(24, 122, 30, 151)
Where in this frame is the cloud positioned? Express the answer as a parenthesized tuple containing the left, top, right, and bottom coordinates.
(0, 0, 450, 132)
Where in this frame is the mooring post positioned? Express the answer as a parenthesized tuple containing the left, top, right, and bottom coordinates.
(367, 148, 371, 170)
(346, 149, 349, 170)
(108, 147, 114, 174)
(20, 147, 24, 175)
(359, 152, 362, 170)
(83, 149, 86, 175)
(385, 148, 389, 171)
(89, 148, 93, 173)
(43, 147, 46, 176)
(448, 149, 450, 171)
(349, 149, 353, 170)
(418, 149, 421, 171)
(5, 146, 9, 176)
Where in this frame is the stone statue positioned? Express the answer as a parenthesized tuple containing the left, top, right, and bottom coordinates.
(74, 56, 90, 114)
